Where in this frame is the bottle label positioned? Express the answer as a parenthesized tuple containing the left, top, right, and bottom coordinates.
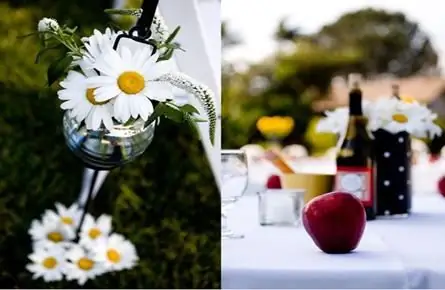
(335, 166, 373, 207)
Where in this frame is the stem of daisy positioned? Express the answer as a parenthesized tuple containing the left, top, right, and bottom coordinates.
(75, 169, 99, 242)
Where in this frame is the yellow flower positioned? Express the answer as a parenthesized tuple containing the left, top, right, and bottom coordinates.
(256, 116, 294, 139)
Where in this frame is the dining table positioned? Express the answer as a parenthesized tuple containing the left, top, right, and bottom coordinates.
(222, 157, 445, 289)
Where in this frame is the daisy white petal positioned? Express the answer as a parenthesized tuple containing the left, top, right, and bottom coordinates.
(92, 233, 139, 271)
(64, 244, 106, 285)
(26, 244, 66, 282)
(57, 70, 114, 131)
(79, 214, 112, 249)
(91, 47, 171, 122)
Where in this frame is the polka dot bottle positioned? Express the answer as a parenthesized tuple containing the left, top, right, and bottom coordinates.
(373, 129, 412, 216)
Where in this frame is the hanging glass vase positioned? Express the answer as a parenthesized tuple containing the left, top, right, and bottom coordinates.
(63, 112, 156, 170)
(373, 129, 412, 217)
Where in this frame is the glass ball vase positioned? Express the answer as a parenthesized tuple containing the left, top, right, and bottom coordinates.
(62, 112, 156, 170)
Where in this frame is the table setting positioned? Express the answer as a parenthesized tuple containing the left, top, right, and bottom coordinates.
(221, 78, 445, 289)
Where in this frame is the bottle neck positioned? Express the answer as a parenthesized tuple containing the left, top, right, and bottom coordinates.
(349, 88, 363, 116)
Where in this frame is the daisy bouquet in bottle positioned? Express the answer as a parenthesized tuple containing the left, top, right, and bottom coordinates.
(23, 8, 217, 286)
(317, 97, 441, 141)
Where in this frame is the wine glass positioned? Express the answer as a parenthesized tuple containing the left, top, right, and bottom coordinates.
(221, 149, 248, 239)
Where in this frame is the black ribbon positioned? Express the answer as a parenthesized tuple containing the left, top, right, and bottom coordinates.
(75, 169, 99, 242)
(112, 0, 159, 53)
(135, 0, 160, 39)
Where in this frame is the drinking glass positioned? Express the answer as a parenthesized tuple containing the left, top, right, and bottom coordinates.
(221, 149, 248, 239)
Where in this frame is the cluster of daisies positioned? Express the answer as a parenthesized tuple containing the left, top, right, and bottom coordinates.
(36, 17, 216, 143)
(27, 203, 138, 285)
(317, 96, 442, 139)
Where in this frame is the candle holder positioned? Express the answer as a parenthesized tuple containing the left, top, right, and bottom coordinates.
(257, 189, 305, 226)
(281, 173, 334, 203)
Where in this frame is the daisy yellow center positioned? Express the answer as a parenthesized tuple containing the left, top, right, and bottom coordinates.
(86, 88, 108, 105)
(392, 113, 408, 123)
(42, 257, 57, 269)
(61, 216, 73, 225)
(106, 249, 121, 263)
(117, 71, 145, 94)
(401, 96, 415, 104)
(47, 231, 64, 243)
(88, 228, 101, 239)
(77, 257, 94, 271)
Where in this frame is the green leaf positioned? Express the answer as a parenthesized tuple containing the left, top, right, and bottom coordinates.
(47, 55, 72, 86)
(145, 103, 165, 125)
(35, 44, 64, 64)
(186, 117, 201, 140)
(192, 117, 207, 123)
(166, 26, 181, 44)
(179, 104, 200, 115)
(104, 8, 142, 16)
(66, 26, 78, 34)
(163, 104, 184, 123)
(16, 32, 39, 39)
(158, 48, 175, 62)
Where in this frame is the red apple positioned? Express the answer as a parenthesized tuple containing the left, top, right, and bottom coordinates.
(438, 176, 445, 198)
(303, 191, 366, 254)
(266, 175, 281, 189)
(430, 154, 441, 163)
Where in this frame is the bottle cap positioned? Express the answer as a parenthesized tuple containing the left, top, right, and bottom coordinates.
(347, 73, 362, 89)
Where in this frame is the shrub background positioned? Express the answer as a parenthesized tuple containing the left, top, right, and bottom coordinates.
(0, 0, 220, 288)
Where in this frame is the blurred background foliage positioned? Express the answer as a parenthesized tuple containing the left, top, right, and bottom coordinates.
(0, 0, 220, 288)
(222, 8, 445, 154)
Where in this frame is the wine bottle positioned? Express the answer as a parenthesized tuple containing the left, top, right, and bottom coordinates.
(335, 75, 376, 220)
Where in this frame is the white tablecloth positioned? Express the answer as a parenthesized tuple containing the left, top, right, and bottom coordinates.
(222, 192, 445, 288)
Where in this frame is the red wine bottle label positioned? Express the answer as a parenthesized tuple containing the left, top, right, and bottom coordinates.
(335, 166, 373, 207)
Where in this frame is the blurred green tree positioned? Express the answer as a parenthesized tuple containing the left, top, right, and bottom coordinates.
(222, 38, 362, 150)
(222, 8, 440, 151)
(312, 8, 439, 77)
(0, 0, 219, 288)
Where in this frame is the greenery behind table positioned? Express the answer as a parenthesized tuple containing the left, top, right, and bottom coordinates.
(222, 8, 444, 153)
(0, 0, 220, 288)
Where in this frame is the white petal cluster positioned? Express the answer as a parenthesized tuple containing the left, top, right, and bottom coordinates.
(26, 204, 138, 285)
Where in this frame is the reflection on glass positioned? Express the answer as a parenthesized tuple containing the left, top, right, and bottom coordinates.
(221, 149, 248, 239)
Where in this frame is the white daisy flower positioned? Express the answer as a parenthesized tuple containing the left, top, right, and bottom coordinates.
(29, 218, 75, 248)
(367, 98, 425, 135)
(58, 68, 114, 131)
(42, 203, 82, 229)
(316, 100, 371, 134)
(26, 244, 66, 282)
(73, 28, 119, 70)
(37, 17, 59, 32)
(92, 233, 138, 271)
(64, 244, 106, 285)
(87, 46, 172, 123)
(79, 214, 112, 249)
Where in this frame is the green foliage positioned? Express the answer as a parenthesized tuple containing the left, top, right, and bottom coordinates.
(0, 1, 219, 288)
(222, 41, 361, 149)
(314, 8, 438, 77)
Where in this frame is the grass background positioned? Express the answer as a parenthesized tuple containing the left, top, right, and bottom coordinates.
(0, 0, 220, 288)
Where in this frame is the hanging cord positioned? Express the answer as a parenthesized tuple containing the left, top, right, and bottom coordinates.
(75, 169, 99, 242)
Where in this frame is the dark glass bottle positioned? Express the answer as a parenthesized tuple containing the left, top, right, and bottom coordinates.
(335, 78, 376, 220)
